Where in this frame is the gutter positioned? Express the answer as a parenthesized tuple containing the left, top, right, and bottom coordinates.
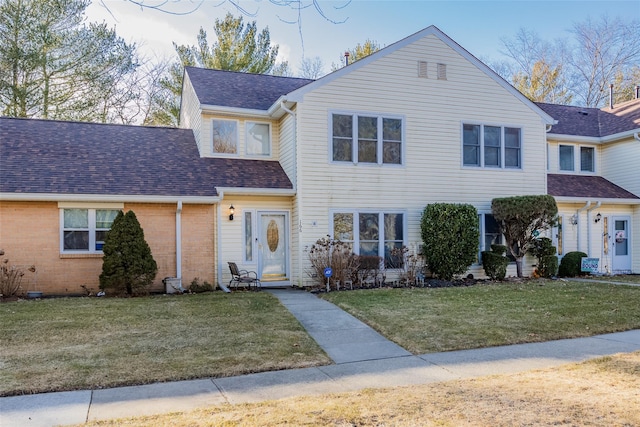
(0, 193, 220, 204)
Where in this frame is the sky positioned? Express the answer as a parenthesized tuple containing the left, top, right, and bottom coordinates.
(85, 0, 640, 75)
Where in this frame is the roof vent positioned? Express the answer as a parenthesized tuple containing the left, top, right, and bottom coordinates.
(418, 61, 428, 78)
(437, 63, 447, 80)
(578, 111, 588, 116)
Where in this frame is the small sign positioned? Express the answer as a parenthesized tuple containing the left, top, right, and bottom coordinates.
(581, 257, 599, 273)
(323, 267, 333, 278)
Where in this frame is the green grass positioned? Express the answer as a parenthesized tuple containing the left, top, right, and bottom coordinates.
(321, 280, 640, 354)
(0, 292, 330, 396)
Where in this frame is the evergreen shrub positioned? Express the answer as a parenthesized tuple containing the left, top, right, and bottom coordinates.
(558, 251, 588, 277)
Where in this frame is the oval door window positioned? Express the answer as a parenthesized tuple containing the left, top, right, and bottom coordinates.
(267, 220, 279, 252)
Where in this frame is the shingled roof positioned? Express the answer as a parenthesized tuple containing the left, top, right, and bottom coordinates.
(537, 100, 640, 137)
(0, 117, 292, 198)
(547, 174, 639, 200)
(185, 67, 314, 110)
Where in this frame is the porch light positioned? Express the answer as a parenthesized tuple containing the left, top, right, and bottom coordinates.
(595, 213, 602, 223)
(229, 205, 235, 221)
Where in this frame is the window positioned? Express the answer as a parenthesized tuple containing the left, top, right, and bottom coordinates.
(61, 209, 119, 253)
(559, 145, 574, 171)
(246, 122, 270, 156)
(463, 123, 521, 169)
(244, 211, 254, 262)
(332, 211, 405, 268)
(478, 213, 515, 263)
(580, 146, 594, 172)
(331, 113, 403, 165)
(212, 119, 238, 154)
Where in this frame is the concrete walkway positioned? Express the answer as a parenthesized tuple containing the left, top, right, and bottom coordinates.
(2, 289, 640, 427)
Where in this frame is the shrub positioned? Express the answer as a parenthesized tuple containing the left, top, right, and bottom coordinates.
(421, 203, 479, 281)
(100, 210, 158, 296)
(189, 278, 214, 293)
(531, 238, 559, 278)
(481, 245, 509, 280)
(357, 255, 384, 286)
(0, 249, 36, 297)
(389, 246, 425, 284)
(306, 236, 359, 290)
(558, 251, 588, 277)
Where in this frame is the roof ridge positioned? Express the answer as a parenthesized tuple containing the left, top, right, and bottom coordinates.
(184, 66, 315, 83)
(0, 116, 184, 131)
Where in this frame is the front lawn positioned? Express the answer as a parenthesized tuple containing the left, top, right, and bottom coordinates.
(0, 292, 330, 396)
(321, 280, 640, 354)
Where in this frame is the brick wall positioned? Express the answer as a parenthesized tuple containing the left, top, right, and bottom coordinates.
(0, 201, 216, 296)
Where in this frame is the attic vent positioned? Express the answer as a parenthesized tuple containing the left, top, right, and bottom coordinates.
(578, 111, 588, 116)
(437, 63, 447, 80)
(418, 61, 428, 78)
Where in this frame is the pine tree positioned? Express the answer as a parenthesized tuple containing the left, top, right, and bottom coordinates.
(100, 210, 157, 295)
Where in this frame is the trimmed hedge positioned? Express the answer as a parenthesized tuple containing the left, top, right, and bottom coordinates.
(558, 251, 588, 277)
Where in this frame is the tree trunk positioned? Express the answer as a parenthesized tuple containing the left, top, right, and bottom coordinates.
(515, 257, 524, 278)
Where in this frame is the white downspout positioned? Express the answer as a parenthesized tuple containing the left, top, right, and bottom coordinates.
(586, 201, 601, 258)
(176, 201, 183, 281)
(576, 202, 591, 252)
(281, 100, 301, 286)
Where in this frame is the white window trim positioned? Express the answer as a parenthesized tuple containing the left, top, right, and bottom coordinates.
(461, 121, 523, 170)
(557, 144, 597, 174)
(329, 209, 408, 268)
(59, 205, 122, 254)
(211, 118, 239, 156)
(245, 121, 272, 157)
(329, 111, 406, 166)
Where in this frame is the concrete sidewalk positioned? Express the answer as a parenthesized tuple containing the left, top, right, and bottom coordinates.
(2, 289, 640, 427)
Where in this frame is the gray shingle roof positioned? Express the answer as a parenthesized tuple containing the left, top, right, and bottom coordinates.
(547, 174, 639, 199)
(185, 67, 314, 110)
(1, 117, 292, 198)
(537, 100, 640, 137)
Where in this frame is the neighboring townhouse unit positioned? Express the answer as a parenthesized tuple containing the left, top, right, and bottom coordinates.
(1, 25, 638, 295)
(537, 100, 640, 274)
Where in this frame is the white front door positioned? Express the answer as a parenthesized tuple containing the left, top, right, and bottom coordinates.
(611, 216, 632, 273)
(257, 212, 288, 282)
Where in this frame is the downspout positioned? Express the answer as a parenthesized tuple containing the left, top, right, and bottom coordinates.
(280, 100, 300, 286)
(576, 202, 591, 253)
(586, 201, 601, 258)
(216, 191, 225, 289)
(634, 132, 640, 142)
(176, 201, 183, 281)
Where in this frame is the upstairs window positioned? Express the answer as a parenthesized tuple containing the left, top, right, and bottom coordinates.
(212, 119, 238, 154)
(463, 124, 521, 169)
(331, 113, 403, 165)
(559, 145, 574, 171)
(580, 146, 595, 172)
(246, 122, 271, 156)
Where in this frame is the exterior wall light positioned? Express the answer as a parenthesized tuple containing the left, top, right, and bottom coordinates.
(595, 213, 602, 223)
(229, 205, 235, 221)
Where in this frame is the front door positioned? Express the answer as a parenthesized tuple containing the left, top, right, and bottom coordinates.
(258, 212, 288, 282)
(611, 216, 632, 273)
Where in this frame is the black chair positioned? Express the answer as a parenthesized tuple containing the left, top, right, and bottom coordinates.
(228, 262, 261, 290)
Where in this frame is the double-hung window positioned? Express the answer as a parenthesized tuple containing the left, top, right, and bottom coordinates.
(478, 213, 515, 263)
(61, 208, 120, 253)
(212, 119, 238, 154)
(332, 211, 405, 268)
(246, 122, 271, 156)
(559, 144, 595, 173)
(463, 123, 521, 169)
(331, 113, 403, 165)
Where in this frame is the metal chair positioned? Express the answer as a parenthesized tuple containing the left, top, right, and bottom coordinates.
(228, 262, 261, 290)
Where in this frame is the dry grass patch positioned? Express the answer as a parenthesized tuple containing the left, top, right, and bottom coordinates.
(0, 292, 330, 396)
(77, 351, 640, 426)
(321, 280, 640, 354)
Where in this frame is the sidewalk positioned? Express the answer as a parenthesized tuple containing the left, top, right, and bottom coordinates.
(2, 289, 640, 427)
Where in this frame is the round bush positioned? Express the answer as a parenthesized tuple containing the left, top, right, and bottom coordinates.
(558, 251, 588, 277)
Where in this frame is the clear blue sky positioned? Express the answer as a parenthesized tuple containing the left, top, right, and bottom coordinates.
(86, 0, 640, 75)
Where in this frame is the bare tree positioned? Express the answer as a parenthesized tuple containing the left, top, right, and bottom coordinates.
(298, 56, 324, 79)
(567, 16, 640, 107)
